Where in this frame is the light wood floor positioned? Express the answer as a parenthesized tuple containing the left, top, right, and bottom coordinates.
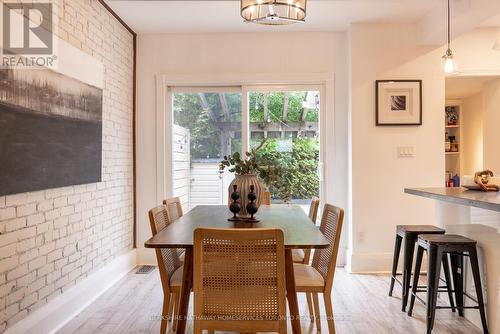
(58, 267, 481, 334)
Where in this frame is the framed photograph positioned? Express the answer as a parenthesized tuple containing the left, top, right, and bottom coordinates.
(376, 80, 422, 126)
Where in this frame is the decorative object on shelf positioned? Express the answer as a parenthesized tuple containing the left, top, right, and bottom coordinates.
(474, 170, 500, 192)
(375, 80, 422, 126)
(219, 139, 290, 217)
(445, 132, 451, 152)
(245, 185, 260, 222)
(445, 106, 459, 125)
(228, 184, 241, 221)
(442, 0, 457, 74)
(241, 0, 306, 25)
(453, 174, 460, 187)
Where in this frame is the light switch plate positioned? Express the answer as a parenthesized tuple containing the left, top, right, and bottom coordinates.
(397, 146, 415, 158)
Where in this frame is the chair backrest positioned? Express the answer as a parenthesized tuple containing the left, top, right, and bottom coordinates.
(308, 196, 320, 224)
(264, 190, 271, 206)
(311, 203, 344, 292)
(148, 205, 182, 294)
(193, 228, 287, 333)
(163, 197, 183, 221)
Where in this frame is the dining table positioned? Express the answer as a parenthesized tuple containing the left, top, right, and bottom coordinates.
(144, 204, 330, 334)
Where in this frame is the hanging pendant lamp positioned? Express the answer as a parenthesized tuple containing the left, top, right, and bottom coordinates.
(442, 0, 457, 74)
(241, 0, 306, 25)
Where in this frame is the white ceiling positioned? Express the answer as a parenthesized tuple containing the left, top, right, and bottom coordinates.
(105, 0, 441, 34)
(445, 76, 498, 99)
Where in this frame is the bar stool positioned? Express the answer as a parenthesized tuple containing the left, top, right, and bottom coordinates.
(389, 225, 446, 311)
(408, 234, 489, 334)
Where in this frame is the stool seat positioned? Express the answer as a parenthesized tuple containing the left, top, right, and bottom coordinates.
(418, 234, 477, 245)
(397, 225, 445, 236)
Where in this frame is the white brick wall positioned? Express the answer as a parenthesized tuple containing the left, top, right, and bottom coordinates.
(0, 0, 134, 331)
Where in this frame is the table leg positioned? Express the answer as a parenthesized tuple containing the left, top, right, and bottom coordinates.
(285, 249, 301, 334)
(176, 248, 193, 334)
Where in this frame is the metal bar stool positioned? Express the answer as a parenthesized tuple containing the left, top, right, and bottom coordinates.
(389, 225, 446, 311)
(408, 234, 489, 334)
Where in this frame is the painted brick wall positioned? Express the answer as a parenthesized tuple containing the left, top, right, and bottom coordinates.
(0, 0, 134, 331)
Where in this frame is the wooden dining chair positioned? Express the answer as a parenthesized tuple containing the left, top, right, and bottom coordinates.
(292, 196, 320, 264)
(264, 190, 271, 205)
(163, 196, 184, 221)
(294, 203, 344, 334)
(193, 228, 287, 334)
(148, 205, 184, 334)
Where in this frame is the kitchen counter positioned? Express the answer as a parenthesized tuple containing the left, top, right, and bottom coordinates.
(405, 187, 500, 333)
(404, 187, 500, 212)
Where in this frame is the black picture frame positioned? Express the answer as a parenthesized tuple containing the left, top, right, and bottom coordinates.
(375, 80, 422, 126)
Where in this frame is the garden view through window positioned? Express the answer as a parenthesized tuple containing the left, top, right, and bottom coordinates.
(172, 89, 320, 214)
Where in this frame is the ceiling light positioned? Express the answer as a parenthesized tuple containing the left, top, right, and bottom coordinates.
(442, 0, 457, 74)
(241, 0, 306, 25)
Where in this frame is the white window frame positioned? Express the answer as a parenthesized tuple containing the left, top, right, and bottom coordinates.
(156, 73, 333, 205)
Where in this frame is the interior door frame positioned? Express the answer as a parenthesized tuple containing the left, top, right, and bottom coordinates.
(156, 73, 334, 206)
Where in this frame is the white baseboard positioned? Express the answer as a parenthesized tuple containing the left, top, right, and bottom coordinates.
(5, 249, 137, 334)
(136, 247, 157, 265)
(346, 251, 394, 273)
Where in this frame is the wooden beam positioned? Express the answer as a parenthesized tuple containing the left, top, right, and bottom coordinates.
(218, 121, 318, 133)
(218, 93, 230, 119)
(198, 93, 218, 122)
(301, 92, 309, 121)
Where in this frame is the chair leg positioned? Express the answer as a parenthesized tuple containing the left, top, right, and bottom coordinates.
(306, 292, 314, 323)
(469, 247, 489, 334)
(168, 292, 175, 322)
(312, 293, 322, 331)
(161, 293, 171, 334)
(408, 245, 424, 317)
(450, 253, 464, 317)
(173, 292, 180, 331)
(389, 234, 403, 297)
(402, 235, 416, 312)
(441, 253, 456, 312)
(323, 292, 336, 334)
(426, 246, 442, 334)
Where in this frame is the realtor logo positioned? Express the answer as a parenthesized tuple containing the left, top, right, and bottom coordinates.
(1, 2, 56, 68)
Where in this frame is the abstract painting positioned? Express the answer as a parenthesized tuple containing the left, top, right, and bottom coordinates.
(376, 80, 422, 126)
(0, 66, 103, 196)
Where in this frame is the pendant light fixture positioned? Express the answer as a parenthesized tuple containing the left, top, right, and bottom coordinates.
(442, 0, 457, 74)
(241, 0, 306, 25)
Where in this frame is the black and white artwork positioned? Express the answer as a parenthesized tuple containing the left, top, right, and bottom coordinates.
(0, 65, 103, 196)
(376, 80, 422, 126)
(390, 95, 406, 111)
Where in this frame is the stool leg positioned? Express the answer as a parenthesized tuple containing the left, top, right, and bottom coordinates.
(389, 234, 403, 297)
(441, 253, 456, 312)
(426, 245, 442, 334)
(450, 252, 464, 317)
(408, 245, 424, 317)
(402, 235, 416, 312)
(469, 247, 489, 334)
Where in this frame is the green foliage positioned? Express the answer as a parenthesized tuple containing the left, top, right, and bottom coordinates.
(220, 138, 319, 201)
(256, 138, 319, 200)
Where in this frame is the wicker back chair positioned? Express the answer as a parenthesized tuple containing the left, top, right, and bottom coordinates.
(264, 190, 271, 205)
(294, 203, 344, 333)
(163, 197, 184, 221)
(193, 228, 287, 333)
(148, 205, 184, 334)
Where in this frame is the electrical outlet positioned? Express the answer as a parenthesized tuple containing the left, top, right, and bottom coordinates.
(397, 146, 415, 158)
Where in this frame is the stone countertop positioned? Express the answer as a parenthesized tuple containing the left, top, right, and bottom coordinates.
(404, 187, 500, 212)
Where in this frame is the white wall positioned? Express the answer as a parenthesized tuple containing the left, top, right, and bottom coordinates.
(482, 78, 500, 174)
(136, 32, 349, 263)
(0, 0, 134, 330)
(461, 92, 484, 175)
(348, 23, 446, 272)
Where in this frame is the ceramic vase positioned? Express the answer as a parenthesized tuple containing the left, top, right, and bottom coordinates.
(228, 174, 264, 217)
